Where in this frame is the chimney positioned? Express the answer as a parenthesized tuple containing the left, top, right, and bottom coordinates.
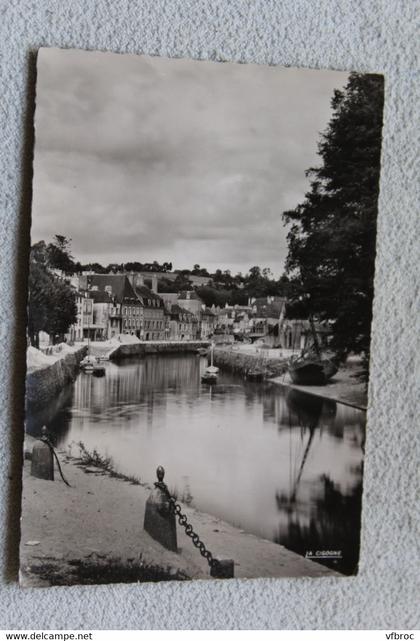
(135, 273, 144, 287)
(151, 274, 158, 293)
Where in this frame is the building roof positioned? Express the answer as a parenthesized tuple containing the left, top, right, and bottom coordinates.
(178, 290, 202, 301)
(170, 304, 197, 320)
(252, 296, 287, 318)
(87, 274, 141, 304)
(135, 285, 164, 307)
(201, 307, 215, 317)
(89, 290, 112, 303)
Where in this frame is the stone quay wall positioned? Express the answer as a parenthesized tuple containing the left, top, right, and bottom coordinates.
(26, 346, 88, 410)
(109, 340, 211, 360)
(213, 348, 288, 379)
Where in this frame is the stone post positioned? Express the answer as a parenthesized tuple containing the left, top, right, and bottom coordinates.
(31, 426, 54, 481)
(143, 466, 177, 552)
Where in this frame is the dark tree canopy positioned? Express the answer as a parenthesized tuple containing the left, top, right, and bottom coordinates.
(283, 72, 384, 366)
(46, 235, 76, 275)
(28, 242, 77, 346)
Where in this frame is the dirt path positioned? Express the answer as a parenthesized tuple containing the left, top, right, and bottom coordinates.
(20, 451, 337, 587)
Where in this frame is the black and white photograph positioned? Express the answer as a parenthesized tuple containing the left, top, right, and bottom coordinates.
(20, 48, 384, 586)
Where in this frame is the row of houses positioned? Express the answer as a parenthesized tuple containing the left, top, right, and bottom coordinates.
(67, 272, 326, 350)
(67, 273, 216, 342)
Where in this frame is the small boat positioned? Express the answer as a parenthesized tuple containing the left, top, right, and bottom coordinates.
(80, 355, 106, 377)
(80, 356, 95, 372)
(92, 364, 106, 377)
(246, 368, 264, 382)
(287, 317, 338, 385)
(288, 356, 336, 385)
(201, 344, 219, 383)
(201, 366, 219, 384)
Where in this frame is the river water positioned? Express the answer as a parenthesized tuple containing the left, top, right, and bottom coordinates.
(27, 353, 366, 575)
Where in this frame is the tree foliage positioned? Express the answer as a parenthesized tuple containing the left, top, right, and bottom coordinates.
(47, 234, 76, 275)
(28, 241, 77, 346)
(283, 73, 384, 365)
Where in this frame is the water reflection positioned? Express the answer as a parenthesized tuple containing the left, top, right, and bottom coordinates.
(26, 353, 365, 575)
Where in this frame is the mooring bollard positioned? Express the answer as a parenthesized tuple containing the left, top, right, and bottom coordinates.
(144, 466, 234, 578)
(143, 466, 178, 552)
(31, 426, 54, 481)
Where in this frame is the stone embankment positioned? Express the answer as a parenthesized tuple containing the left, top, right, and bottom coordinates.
(26, 345, 87, 410)
(109, 340, 210, 360)
(213, 346, 288, 379)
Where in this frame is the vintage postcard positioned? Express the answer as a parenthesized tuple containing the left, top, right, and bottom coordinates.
(20, 48, 384, 586)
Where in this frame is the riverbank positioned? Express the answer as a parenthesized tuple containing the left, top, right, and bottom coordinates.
(271, 356, 367, 409)
(20, 445, 337, 586)
(214, 346, 367, 409)
(26, 344, 87, 409)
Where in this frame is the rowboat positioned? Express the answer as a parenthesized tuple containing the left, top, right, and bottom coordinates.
(80, 355, 106, 377)
(91, 364, 106, 377)
(80, 356, 95, 372)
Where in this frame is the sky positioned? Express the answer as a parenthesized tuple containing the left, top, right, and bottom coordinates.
(31, 48, 348, 277)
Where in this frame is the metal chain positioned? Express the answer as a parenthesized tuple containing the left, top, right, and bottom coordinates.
(39, 428, 72, 487)
(155, 480, 219, 569)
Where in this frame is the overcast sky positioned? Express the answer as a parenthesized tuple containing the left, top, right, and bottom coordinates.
(31, 48, 348, 276)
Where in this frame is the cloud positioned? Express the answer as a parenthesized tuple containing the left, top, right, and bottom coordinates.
(31, 48, 348, 276)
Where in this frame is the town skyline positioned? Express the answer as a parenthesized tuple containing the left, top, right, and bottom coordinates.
(34, 233, 290, 280)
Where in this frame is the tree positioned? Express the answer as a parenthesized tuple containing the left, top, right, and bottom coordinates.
(27, 260, 53, 348)
(283, 73, 384, 369)
(81, 262, 107, 274)
(46, 279, 78, 343)
(47, 234, 76, 275)
(27, 241, 77, 346)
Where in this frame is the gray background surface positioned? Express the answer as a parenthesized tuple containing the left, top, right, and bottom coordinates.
(0, 0, 418, 630)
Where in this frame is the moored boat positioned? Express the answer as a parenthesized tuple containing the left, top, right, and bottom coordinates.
(80, 355, 106, 377)
(80, 356, 95, 372)
(287, 316, 338, 386)
(201, 344, 219, 383)
(92, 364, 106, 377)
(288, 355, 337, 385)
(245, 368, 264, 382)
(201, 366, 219, 384)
